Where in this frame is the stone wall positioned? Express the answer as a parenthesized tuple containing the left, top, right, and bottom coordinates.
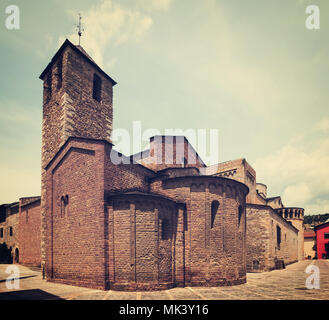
(210, 158, 257, 204)
(107, 194, 180, 291)
(246, 204, 298, 272)
(150, 175, 248, 286)
(276, 208, 304, 261)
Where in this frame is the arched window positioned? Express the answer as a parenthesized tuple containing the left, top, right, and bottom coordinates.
(60, 195, 69, 217)
(238, 205, 243, 226)
(211, 201, 219, 229)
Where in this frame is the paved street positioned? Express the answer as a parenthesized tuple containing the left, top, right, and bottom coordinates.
(0, 260, 328, 300)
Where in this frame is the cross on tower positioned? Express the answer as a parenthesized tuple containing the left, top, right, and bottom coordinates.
(76, 13, 84, 46)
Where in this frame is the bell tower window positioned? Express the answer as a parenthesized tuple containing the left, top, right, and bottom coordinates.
(93, 73, 102, 102)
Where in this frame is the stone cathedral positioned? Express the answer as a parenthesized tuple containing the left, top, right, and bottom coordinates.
(0, 39, 304, 291)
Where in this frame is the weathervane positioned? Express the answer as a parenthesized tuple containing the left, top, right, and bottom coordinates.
(75, 13, 84, 46)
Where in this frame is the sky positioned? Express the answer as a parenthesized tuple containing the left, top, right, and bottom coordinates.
(0, 0, 328, 215)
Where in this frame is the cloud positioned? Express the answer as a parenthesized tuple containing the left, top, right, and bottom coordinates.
(315, 117, 329, 134)
(254, 131, 329, 214)
(149, 0, 173, 11)
(59, 0, 155, 67)
(283, 183, 313, 205)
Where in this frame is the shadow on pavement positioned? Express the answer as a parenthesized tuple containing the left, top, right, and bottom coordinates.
(0, 289, 63, 300)
(0, 275, 37, 283)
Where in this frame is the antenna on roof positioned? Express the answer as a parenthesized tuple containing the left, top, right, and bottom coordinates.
(75, 13, 84, 46)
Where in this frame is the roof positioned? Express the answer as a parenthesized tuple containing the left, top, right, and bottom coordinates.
(20, 196, 41, 208)
(0, 202, 19, 208)
(266, 196, 281, 202)
(314, 220, 329, 231)
(105, 190, 185, 206)
(39, 39, 117, 86)
(130, 149, 150, 161)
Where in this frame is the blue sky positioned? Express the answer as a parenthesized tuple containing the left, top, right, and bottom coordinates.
(0, 0, 328, 214)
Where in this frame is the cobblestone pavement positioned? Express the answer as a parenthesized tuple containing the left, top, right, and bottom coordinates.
(0, 260, 328, 300)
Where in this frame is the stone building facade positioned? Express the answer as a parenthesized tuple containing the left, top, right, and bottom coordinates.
(0, 38, 305, 290)
(207, 158, 304, 271)
(0, 197, 41, 266)
(304, 228, 316, 259)
(0, 202, 19, 263)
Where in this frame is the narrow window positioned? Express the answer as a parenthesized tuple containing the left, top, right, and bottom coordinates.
(60, 195, 69, 217)
(211, 200, 219, 229)
(161, 219, 170, 240)
(93, 73, 102, 102)
(276, 225, 281, 249)
(64, 195, 69, 215)
(9, 227, 13, 237)
(0, 228, 3, 238)
(238, 205, 243, 226)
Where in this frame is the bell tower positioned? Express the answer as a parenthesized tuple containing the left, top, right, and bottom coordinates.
(40, 39, 116, 166)
(39, 39, 117, 272)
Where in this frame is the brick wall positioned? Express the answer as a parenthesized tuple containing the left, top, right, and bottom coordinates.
(138, 136, 206, 171)
(107, 194, 179, 291)
(211, 158, 257, 204)
(19, 200, 41, 266)
(44, 138, 107, 289)
(150, 175, 248, 286)
(104, 144, 155, 193)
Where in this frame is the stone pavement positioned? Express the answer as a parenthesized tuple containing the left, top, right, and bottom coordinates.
(0, 260, 328, 300)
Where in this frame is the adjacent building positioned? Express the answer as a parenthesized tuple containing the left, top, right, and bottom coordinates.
(314, 221, 329, 259)
(304, 227, 316, 260)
